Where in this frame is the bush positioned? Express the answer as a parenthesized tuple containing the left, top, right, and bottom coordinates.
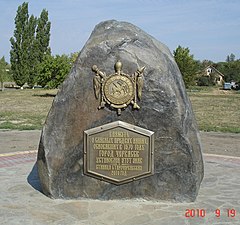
(37, 54, 71, 88)
(197, 76, 212, 86)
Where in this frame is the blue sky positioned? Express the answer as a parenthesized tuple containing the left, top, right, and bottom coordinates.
(0, 0, 239, 62)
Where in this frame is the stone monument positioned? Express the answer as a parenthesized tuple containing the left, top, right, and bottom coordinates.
(37, 20, 204, 202)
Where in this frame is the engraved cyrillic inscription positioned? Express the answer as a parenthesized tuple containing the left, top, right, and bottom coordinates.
(84, 121, 154, 185)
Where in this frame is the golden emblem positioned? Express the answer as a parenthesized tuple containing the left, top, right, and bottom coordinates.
(92, 61, 145, 115)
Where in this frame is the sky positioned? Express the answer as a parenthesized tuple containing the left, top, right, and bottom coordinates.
(0, 0, 240, 63)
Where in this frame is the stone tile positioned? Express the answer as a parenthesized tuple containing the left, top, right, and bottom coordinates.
(0, 152, 240, 225)
(119, 214, 152, 225)
(55, 202, 89, 220)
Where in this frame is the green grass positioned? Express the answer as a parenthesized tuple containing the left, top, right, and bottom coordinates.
(0, 89, 57, 130)
(0, 87, 239, 133)
(0, 121, 41, 130)
(187, 86, 216, 92)
(188, 87, 240, 133)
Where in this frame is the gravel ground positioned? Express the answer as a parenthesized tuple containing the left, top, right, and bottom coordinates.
(200, 131, 240, 157)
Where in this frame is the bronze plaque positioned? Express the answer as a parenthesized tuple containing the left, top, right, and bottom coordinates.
(92, 61, 145, 115)
(84, 121, 154, 185)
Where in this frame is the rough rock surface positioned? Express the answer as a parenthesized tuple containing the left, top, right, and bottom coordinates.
(37, 20, 204, 202)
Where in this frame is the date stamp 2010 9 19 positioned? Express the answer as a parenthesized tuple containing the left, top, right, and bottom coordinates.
(185, 208, 237, 218)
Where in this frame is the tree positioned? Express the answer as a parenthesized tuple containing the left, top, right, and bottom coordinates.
(27, 9, 51, 87)
(200, 59, 214, 69)
(0, 57, 12, 90)
(10, 2, 51, 88)
(10, 2, 31, 87)
(69, 52, 79, 65)
(36, 9, 51, 61)
(27, 15, 38, 87)
(216, 61, 240, 83)
(173, 45, 199, 87)
(226, 53, 235, 62)
(37, 54, 71, 88)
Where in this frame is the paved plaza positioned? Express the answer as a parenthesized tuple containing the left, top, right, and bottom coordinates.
(0, 131, 239, 225)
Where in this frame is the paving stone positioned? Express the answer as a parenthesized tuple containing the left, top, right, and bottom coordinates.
(0, 151, 239, 224)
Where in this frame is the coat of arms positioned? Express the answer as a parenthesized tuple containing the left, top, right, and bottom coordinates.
(92, 61, 145, 115)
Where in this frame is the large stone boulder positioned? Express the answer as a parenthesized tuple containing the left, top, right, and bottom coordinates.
(37, 20, 204, 202)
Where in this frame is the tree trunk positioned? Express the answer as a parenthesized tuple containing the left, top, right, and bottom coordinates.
(0, 82, 4, 91)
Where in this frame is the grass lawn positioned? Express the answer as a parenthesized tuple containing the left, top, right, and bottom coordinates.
(0, 87, 239, 133)
(0, 89, 58, 130)
(188, 87, 240, 133)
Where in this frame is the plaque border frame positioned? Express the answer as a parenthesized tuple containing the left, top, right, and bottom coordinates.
(83, 121, 154, 185)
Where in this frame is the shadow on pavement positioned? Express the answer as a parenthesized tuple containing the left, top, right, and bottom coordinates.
(27, 162, 43, 193)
